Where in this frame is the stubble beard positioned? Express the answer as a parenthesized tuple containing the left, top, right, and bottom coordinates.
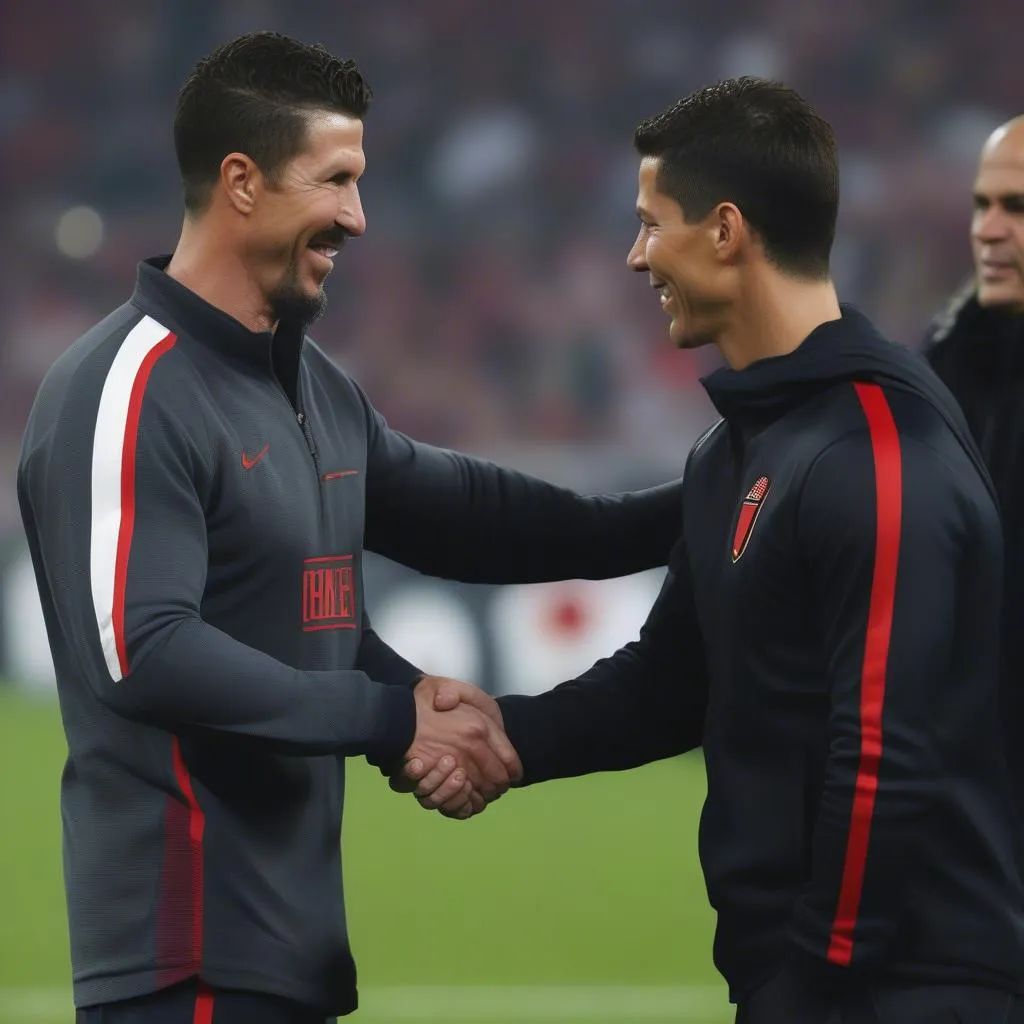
(268, 258, 328, 326)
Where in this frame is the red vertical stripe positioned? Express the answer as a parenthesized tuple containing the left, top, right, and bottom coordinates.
(111, 332, 176, 675)
(193, 983, 215, 1024)
(827, 381, 903, 965)
(173, 736, 205, 964)
(157, 736, 206, 984)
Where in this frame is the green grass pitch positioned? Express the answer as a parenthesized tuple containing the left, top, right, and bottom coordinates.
(0, 687, 732, 1023)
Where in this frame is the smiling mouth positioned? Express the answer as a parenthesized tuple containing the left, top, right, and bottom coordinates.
(979, 262, 1021, 282)
(309, 244, 340, 259)
(651, 282, 672, 309)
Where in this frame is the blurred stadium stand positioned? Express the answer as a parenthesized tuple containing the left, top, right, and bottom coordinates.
(1, 0, 1021, 690)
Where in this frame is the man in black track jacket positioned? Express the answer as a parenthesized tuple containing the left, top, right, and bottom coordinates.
(413, 79, 1024, 1023)
(17, 33, 686, 1024)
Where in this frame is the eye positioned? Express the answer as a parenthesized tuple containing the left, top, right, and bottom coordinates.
(1004, 195, 1024, 215)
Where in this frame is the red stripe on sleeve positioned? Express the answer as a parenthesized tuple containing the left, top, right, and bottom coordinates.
(111, 332, 176, 676)
(826, 381, 903, 965)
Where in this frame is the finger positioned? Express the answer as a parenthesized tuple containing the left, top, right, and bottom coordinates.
(443, 798, 476, 821)
(417, 765, 470, 811)
(389, 756, 427, 794)
(436, 681, 502, 726)
(410, 753, 456, 798)
(437, 780, 476, 818)
(482, 720, 523, 785)
(462, 739, 511, 801)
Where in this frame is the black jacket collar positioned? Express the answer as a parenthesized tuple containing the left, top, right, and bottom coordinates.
(700, 304, 996, 504)
(130, 255, 306, 376)
(924, 286, 1024, 380)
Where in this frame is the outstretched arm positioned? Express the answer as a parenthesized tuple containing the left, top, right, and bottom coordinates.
(360, 386, 683, 583)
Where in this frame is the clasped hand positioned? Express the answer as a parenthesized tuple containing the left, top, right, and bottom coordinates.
(391, 676, 521, 819)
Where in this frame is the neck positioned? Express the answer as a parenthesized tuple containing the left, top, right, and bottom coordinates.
(715, 269, 841, 371)
(166, 216, 277, 333)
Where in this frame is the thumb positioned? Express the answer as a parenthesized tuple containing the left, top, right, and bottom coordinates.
(432, 680, 463, 712)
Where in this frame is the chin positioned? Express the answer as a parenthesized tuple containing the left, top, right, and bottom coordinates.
(670, 322, 711, 350)
(269, 286, 328, 325)
(978, 285, 1024, 313)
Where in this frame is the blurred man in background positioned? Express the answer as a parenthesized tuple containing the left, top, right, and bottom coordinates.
(17, 31, 686, 1024)
(924, 115, 1024, 851)
(412, 79, 1024, 1023)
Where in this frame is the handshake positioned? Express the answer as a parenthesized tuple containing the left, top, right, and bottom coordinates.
(390, 676, 523, 820)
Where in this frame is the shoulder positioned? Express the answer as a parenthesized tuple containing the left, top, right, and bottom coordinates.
(802, 393, 995, 539)
(22, 307, 207, 468)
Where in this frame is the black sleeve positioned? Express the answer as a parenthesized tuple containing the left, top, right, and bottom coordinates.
(496, 535, 708, 784)
(22, 377, 415, 765)
(788, 421, 966, 971)
(357, 610, 424, 690)
(360, 390, 683, 583)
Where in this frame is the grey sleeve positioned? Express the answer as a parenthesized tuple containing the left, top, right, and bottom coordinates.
(359, 387, 684, 583)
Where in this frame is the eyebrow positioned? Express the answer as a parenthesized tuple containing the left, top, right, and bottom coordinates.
(974, 192, 1024, 204)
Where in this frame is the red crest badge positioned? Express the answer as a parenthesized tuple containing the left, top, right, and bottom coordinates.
(732, 475, 770, 562)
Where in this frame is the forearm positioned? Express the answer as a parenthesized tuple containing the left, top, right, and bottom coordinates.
(498, 644, 704, 785)
(357, 617, 424, 689)
(103, 616, 416, 763)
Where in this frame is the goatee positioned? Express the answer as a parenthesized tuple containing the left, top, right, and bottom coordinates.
(268, 286, 327, 327)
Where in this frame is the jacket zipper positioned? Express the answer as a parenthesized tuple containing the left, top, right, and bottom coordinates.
(295, 409, 322, 478)
(269, 373, 322, 482)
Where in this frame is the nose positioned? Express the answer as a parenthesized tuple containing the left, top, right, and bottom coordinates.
(974, 203, 1009, 244)
(627, 229, 648, 272)
(338, 185, 366, 238)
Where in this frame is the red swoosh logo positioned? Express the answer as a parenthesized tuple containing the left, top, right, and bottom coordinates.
(322, 469, 359, 481)
(241, 443, 269, 469)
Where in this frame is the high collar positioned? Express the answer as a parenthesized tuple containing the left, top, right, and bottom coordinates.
(934, 294, 1024, 380)
(702, 305, 900, 423)
(130, 255, 306, 375)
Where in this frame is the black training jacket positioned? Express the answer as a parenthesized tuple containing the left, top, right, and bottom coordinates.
(17, 256, 685, 1014)
(500, 306, 1024, 1002)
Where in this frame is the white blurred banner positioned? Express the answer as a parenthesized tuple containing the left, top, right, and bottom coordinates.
(1, 543, 665, 698)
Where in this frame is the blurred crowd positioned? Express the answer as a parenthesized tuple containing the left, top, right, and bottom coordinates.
(1, 0, 1020, 534)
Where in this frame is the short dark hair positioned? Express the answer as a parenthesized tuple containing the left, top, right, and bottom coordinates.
(174, 32, 372, 215)
(634, 77, 838, 279)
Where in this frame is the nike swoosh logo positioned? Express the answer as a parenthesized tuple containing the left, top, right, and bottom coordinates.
(322, 469, 359, 481)
(241, 443, 270, 469)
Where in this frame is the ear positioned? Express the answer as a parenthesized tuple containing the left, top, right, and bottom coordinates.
(220, 153, 261, 215)
(711, 202, 746, 264)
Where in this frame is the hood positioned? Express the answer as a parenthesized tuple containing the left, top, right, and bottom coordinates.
(701, 304, 996, 506)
